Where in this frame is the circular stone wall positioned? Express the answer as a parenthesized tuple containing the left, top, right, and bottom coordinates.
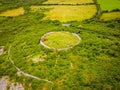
(40, 31, 81, 50)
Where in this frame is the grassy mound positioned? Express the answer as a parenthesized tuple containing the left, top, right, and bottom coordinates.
(40, 32, 81, 50)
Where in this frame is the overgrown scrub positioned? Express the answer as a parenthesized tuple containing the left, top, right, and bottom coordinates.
(0, 0, 120, 89)
(0, 10, 120, 89)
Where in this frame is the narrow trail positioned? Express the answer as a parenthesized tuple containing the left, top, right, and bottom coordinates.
(8, 46, 53, 84)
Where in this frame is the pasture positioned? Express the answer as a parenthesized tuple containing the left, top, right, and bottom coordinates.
(100, 12, 120, 21)
(43, 0, 94, 4)
(0, 7, 24, 17)
(97, 0, 120, 11)
(31, 5, 97, 22)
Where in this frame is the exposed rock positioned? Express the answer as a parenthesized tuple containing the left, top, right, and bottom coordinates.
(0, 76, 24, 90)
(32, 54, 47, 63)
(0, 46, 4, 55)
(70, 63, 73, 69)
(0, 76, 9, 90)
(32, 57, 45, 63)
(9, 83, 24, 90)
(17, 71, 22, 77)
(62, 24, 71, 27)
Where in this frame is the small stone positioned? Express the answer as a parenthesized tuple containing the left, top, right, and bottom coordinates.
(17, 71, 22, 77)
(0, 46, 4, 55)
(62, 24, 71, 27)
(10, 83, 24, 90)
(0, 76, 24, 90)
(0, 76, 9, 90)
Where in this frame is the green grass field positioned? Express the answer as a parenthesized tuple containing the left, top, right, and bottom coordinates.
(41, 32, 80, 49)
(97, 0, 120, 11)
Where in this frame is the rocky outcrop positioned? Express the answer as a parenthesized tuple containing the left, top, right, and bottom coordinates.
(0, 76, 24, 90)
(0, 46, 4, 55)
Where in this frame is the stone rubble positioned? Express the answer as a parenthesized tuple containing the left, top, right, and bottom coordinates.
(0, 76, 24, 90)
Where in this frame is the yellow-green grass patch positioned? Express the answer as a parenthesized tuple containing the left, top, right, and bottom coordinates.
(31, 5, 97, 22)
(100, 12, 120, 21)
(0, 7, 25, 17)
(40, 32, 81, 50)
(43, 0, 94, 4)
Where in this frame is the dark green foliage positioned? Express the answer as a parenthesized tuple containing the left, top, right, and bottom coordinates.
(0, 0, 47, 5)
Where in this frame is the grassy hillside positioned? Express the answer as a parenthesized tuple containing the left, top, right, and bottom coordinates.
(0, 11, 120, 89)
(0, 0, 120, 90)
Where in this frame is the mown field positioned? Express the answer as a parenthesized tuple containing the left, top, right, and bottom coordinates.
(31, 5, 97, 22)
(100, 12, 120, 21)
(97, 0, 120, 21)
(0, 7, 24, 16)
(43, 0, 94, 4)
(97, 0, 120, 11)
(0, 0, 120, 90)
